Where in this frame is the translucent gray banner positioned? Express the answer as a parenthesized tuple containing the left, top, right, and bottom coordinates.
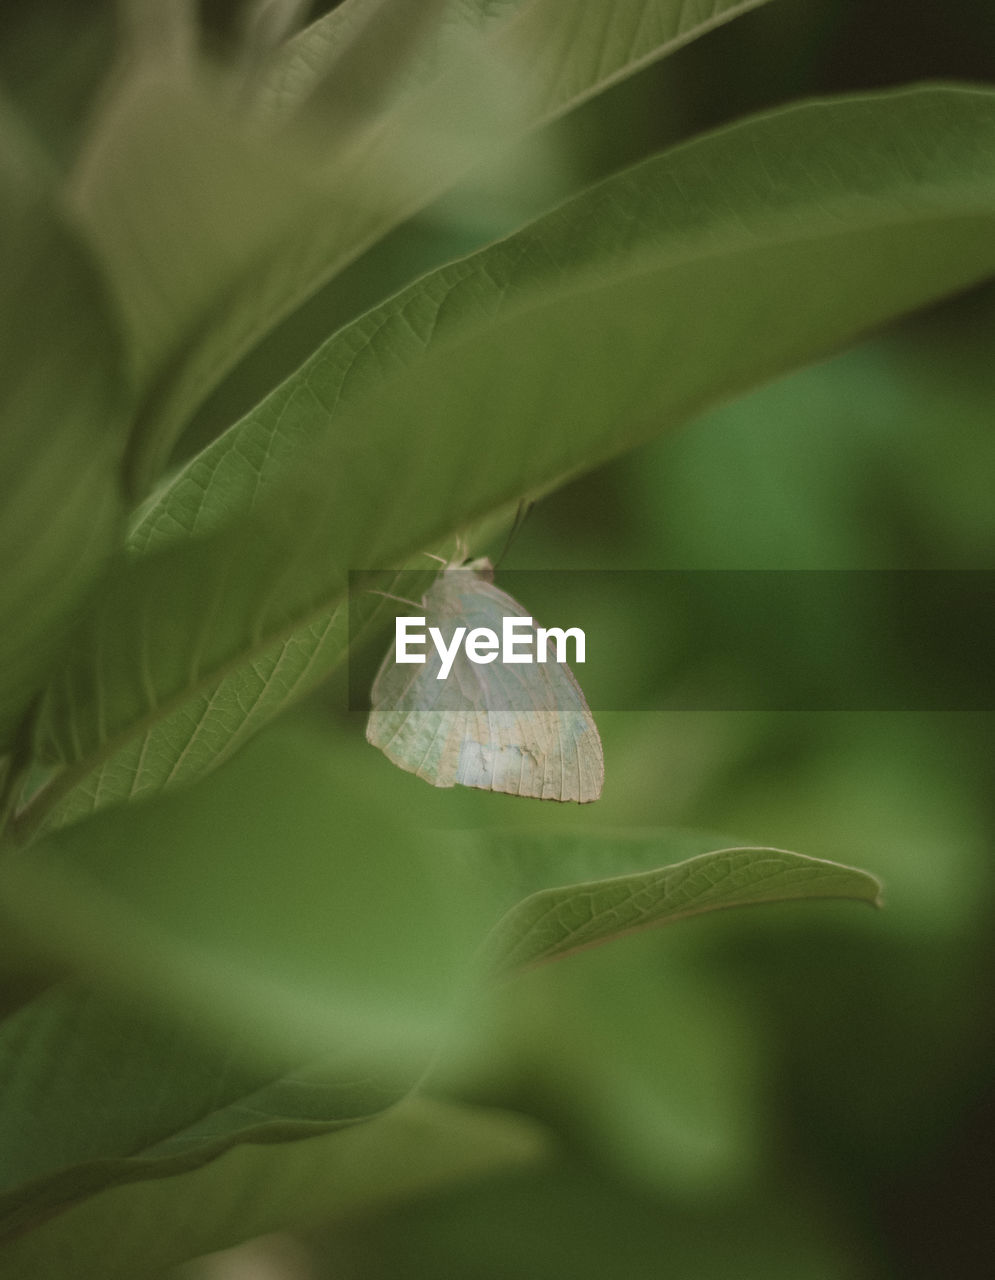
(348, 569, 995, 712)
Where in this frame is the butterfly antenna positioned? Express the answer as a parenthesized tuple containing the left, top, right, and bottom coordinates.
(367, 588, 424, 609)
(494, 500, 534, 570)
(420, 551, 447, 566)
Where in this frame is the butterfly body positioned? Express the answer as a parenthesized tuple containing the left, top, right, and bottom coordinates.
(366, 561, 603, 802)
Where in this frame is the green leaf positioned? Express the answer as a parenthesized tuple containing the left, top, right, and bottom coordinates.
(314, 1159, 869, 1280)
(465, 835, 882, 974)
(259, 0, 775, 126)
(236, 0, 316, 76)
(0, 728, 881, 1051)
(443, 944, 767, 1193)
(0, 1096, 546, 1278)
(0, 723, 542, 1248)
(0, 985, 407, 1243)
(0, 103, 128, 755)
(72, 0, 777, 489)
(1, 727, 477, 1068)
(0, 720, 877, 1262)
(255, 0, 450, 127)
(20, 85, 995, 836)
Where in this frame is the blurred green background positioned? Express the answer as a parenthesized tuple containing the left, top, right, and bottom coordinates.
(4, 1, 994, 1277)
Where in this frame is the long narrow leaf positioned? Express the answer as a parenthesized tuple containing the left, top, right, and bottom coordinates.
(22, 85, 995, 837)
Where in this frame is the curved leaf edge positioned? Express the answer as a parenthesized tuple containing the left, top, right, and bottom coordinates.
(480, 845, 884, 975)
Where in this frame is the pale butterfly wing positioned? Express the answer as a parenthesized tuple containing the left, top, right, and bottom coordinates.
(366, 566, 603, 802)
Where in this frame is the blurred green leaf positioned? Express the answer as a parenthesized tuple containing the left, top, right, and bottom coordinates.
(19, 85, 995, 836)
(0, 718, 878, 1265)
(255, 0, 449, 126)
(0, 722, 555, 1255)
(313, 1158, 872, 1280)
(0, 984, 407, 1244)
(443, 940, 766, 1194)
(0, 5, 116, 168)
(236, 0, 316, 76)
(69, 66, 324, 492)
(76, 0, 775, 490)
(0, 102, 128, 757)
(0, 1096, 546, 1278)
(116, 0, 199, 66)
(0, 727, 879, 1065)
(259, 0, 775, 126)
(1, 727, 476, 1067)
(629, 332, 995, 570)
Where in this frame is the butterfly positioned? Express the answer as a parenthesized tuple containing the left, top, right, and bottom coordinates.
(366, 558, 603, 801)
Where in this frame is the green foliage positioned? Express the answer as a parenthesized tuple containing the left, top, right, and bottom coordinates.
(0, 1, 991, 1276)
(17, 82, 995, 839)
(0, 104, 128, 748)
(0, 1096, 547, 1280)
(80, 0, 781, 492)
(0, 725, 878, 1271)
